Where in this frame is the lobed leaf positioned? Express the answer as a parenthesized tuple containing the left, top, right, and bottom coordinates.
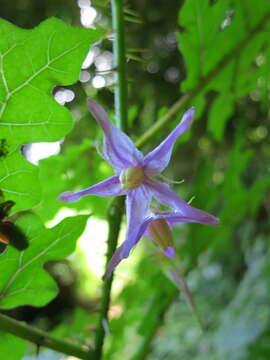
(0, 213, 88, 309)
(0, 17, 100, 211)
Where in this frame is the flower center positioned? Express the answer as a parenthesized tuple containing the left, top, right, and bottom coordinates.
(119, 166, 144, 190)
(148, 218, 174, 257)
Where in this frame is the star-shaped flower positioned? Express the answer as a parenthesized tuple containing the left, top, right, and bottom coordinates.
(58, 99, 219, 276)
(103, 207, 217, 279)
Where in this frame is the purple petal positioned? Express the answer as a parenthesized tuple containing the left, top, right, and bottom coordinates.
(122, 185, 152, 258)
(143, 108, 194, 173)
(161, 246, 175, 258)
(145, 179, 219, 226)
(103, 186, 153, 279)
(151, 210, 219, 226)
(125, 185, 152, 234)
(102, 219, 150, 279)
(58, 175, 125, 203)
(87, 99, 143, 171)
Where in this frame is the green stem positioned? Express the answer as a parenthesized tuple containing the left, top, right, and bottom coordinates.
(111, 0, 128, 131)
(92, 1, 128, 358)
(0, 312, 91, 359)
(135, 11, 270, 149)
(93, 197, 125, 360)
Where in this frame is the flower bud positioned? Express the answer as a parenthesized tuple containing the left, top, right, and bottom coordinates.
(148, 218, 175, 258)
(119, 166, 144, 190)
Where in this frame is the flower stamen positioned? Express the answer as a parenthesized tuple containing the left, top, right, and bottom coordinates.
(157, 173, 185, 185)
(119, 166, 144, 190)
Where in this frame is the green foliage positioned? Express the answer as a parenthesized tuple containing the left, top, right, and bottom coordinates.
(178, 0, 270, 140)
(0, 333, 26, 360)
(215, 246, 270, 360)
(52, 307, 96, 347)
(0, 0, 270, 359)
(0, 214, 88, 309)
(0, 18, 99, 211)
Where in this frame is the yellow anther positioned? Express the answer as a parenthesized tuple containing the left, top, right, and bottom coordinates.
(119, 166, 144, 190)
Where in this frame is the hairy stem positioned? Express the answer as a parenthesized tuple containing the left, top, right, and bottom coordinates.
(92, 1, 127, 359)
(111, 0, 128, 131)
(0, 312, 91, 359)
(135, 11, 270, 148)
(93, 197, 124, 360)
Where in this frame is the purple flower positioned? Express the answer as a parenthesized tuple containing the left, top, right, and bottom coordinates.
(58, 99, 219, 276)
(103, 207, 217, 279)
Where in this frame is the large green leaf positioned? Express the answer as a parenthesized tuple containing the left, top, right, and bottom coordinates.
(0, 18, 100, 211)
(0, 213, 88, 309)
(0, 149, 40, 212)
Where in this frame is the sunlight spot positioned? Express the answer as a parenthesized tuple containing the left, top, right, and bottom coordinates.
(92, 75, 106, 88)
(82, 48, 97, 69)
(78, 217, 108, 278)
(94, 51, 113, 71)
(54, 89, 75, 105)
(80, 70, 91, 83)
(78, 0, 97, 28)
(23, 141, 61, 165)
(78, 0, 91, 8)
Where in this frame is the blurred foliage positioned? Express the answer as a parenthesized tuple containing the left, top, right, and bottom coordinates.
(0, 0, 270, 359)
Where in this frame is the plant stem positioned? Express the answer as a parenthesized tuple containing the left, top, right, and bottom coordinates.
(93, 197, 125, 360)
(0, 312, 91, 359)
(92, 1, 128, 358)
(135, 11, 270, 149)
(111, 0, 128, 131)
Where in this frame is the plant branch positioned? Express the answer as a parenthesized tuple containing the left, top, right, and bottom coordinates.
(0, 312, 91, 359)
(135, 11, 270, 148)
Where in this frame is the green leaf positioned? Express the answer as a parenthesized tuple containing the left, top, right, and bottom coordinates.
(208, 92, 234, 141)
(0, 149, 41, 212)
(0, 18, 100, 210)
(0, 332, 26, 360)
(0, 213, 88, 309)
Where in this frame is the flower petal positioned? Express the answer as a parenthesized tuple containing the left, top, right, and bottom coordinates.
(87, 99, 143, 171)
(123, 185, 152, 257)
(152, 211, 219, 226)
(102, 185, 152, 279)
(143, 108, 194, 173)
(125, 185, 152, 232)
(58, 175, 124, 203)
(102, 219, 149, 280)
(146, 179, 219, 226)
(161, 246, 175, 258)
